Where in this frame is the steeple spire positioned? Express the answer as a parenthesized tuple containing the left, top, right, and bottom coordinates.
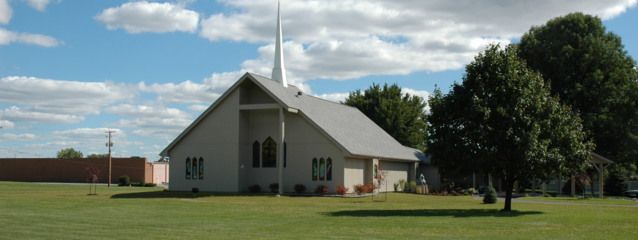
(271, 0, 288, 87)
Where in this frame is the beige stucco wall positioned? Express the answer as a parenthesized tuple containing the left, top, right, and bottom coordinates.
(152, 163, 169, 185)
(169, 80, 348, 193)
(239, 109, 346, 193)
(166, 78, 414, 194)
(168, 89, 240, 192)
(344, 158, 365, 192)
(379, 160, 409, 192)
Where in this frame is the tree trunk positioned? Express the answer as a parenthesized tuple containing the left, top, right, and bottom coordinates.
(503, 179, 515, 212)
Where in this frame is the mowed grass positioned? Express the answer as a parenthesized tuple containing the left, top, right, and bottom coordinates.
(1, 182, 637, 240)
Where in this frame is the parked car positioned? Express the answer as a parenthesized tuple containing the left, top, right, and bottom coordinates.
(624, 190, 638, 198)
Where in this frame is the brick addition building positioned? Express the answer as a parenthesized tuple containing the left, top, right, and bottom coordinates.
(0, 157, 156, 184)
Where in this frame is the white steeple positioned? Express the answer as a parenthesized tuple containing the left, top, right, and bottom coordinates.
(271, 0, 288, 87)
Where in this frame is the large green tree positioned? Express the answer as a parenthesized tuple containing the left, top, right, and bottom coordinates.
(344, 83, 427, 150)
(428, 45, 593, 211)
(56, 148, 83, 159)
(518, 13, 638, 167)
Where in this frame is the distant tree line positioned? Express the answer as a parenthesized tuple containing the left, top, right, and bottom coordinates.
(56, 148, 108, 159)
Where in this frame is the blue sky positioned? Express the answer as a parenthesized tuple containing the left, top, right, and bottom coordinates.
(0, 0, 637, 159)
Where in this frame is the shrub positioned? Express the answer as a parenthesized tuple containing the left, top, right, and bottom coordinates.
(408, 181, 417, 193)
(269, 183, 279, 193)
(354, 184, 365, 195)
(467, 187, 476, 195)
(398, 179, 406, 191)
(192, 187, 199, 194)
(294, 184, 306, 194)
(404, 181, 417, 193)
(393, 183, 399, 192)
(364, 183, 375, 193)
(144, 183, 157, 187)
(314, 185, 328, 194)
(248, 184, 261, 193)
(336, 185, 348, 195)
(483, 186, 497, 204)
(118, 175, 130, 186)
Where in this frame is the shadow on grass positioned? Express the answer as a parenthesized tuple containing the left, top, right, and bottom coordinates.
(327, 209, 543, 218)
(110, 190, 276, 199)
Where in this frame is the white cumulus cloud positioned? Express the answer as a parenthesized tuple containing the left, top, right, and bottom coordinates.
(0, 119, 14, 128)
(107, 104, 193, 137)
(96, 1, 199, 33)
(0, 28, 60, 47)
(316, 88, 430, 103)
(26, 0, 51, 12)
(0, 0, 10, 24)
(0, 76, 133, 115)
(199, 0, 637, 84)
(0, 133, 36, 141)
(1, 106, 84, 123)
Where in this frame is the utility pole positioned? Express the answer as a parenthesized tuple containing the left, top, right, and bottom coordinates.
(106, 130, 115, 187)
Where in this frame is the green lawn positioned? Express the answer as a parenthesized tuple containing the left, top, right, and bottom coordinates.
(1, 182, 637, 240)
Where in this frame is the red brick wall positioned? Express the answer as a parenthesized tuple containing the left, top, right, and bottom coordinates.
(0, 157, 149, 184)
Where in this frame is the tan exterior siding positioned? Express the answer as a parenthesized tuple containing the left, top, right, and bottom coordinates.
(379, 160, 409, 192)
(239, 109, 346, 192)
(168, 84, 349, 193)
(344, 158, 365, 192)
(280, 112, 345, 192)
(169, 89, 241, 192)
(152, 163, 169, 184)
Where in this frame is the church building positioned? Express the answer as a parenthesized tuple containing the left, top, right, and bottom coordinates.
(161, 3, 427, 194)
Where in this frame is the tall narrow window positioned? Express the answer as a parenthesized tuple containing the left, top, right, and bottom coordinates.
(312, 158, 318, 181)
(319, 158, 325, 181)
(252, 141, 260, 168)
(326, 158, 332, 181)
(283, 142, 287, 168)
(192, 157, 198, 180)
(262, 137, 276, 168)
(198, 157, 204, 180)
(185, 157, 191, 180)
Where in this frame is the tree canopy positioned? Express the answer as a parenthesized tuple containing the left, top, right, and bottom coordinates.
(344, 83, 428, 150)
(427, 45, 593, 211)
(518, 13, 638, 167)
(56, 148, 83, 159)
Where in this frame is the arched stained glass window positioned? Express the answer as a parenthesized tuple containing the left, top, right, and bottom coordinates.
(185, 157, 191, 180)
(198, 157, 204, 180)
(326, 158, 332, 181)
(192, 157, 198, 180)
(262, 137, 276, 168)
(252, 141, 260, 168)
(312, 158, 318, 181)
(319, 158, 325, 181)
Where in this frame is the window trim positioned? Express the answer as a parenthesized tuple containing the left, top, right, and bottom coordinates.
(326, 158, 332, 181)
(319, 157, 325, 181)
(312, 158, 318, 181)
(198, 157, 204, 180)
(192, 157, 198, 180)
(252, 141, 260, 168)
(185, 157, 191, 180)
(262, 137, 277, 168)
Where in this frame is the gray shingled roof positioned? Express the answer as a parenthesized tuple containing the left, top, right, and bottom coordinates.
(162, 72, 426, 162)
(249, 73, 425, 162)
